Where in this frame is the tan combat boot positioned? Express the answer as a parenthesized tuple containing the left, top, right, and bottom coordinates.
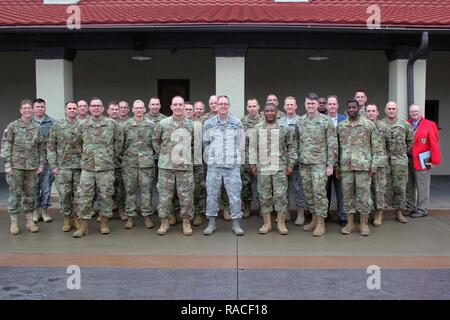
(25, 213, 39, 233)
(73, 217, 81, 230)
(312, 216, 326, 237)
(9, 215, 19, 235)
(395, 209, 408, 223)
(294, 208, 305, 226)
(360, 214, 370, 236)
(99, 216, 110, 234)
(32, 208, 41, 223)
(73, 219, 88, 238)
(193, 214, 203, 226)
(223, 206, 231, 221)
(277, 213, 289, 235)
(258, 213, 272, 234)
(41, 208, 52, 222)
(341, 213, 355, 235)
(62, 216, 72, 232)
(243, 201, 251, 218)
(124, 216, 134, 229)
(157, 218, 170, 235)
(143, 216, 154, 229)
(167, 213, 177, 226)
(373, 209, 383, 227)
(182, 217, 193, 236)
(303, 214, 317, 232)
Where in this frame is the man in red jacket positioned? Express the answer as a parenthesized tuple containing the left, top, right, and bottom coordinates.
(406, 104, 441, 218)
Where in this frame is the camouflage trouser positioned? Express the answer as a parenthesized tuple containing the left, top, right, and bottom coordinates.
(299, 163, 329, 218)
(113, 168, 125, 210)
(385, 164, 408, 210)
(34, 163, 54, 209)
(206, 166, 242, 219)
(157, 168, 194, 220)
(370, 167, 386, 210)
(123, 166, 155, 217)
(341, 171, 373, 215)
(241, 165, 253, 202)
(77, 170, 115, 220)
(193, 165, 206, 215)
(257, 170, 288, 214)
(54, 169, 81, 217)
(6, 169, 38, 215)
(288, 164, 307, 208)
(205, 165, 229, 208)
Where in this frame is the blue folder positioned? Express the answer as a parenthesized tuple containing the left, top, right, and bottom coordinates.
(419, 151, 431, 169)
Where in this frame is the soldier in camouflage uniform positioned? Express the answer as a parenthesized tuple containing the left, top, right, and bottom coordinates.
(107, 101, 127, 220)
(72, 97, 123, 238)
(366, 104, 389, 226)
(381, 101, 414, 223)
(250, 103, 297, 235)
(122, 100, 156, 229)
(200, 95, 231, 221)
(279, 96, 307, 224)
(152, 96, 194, 236)
(118, 100, 130, 124)
(240, 98, 261, 218)
(1, 99, 44, 235)
(47, 101, 82, 232)
(77, 100, 90, 121)
(203, 95, 246, 236)
(194, 101, 206, 120)
(337, 100, 380, 236)
(295, 93, 338, 237)
(260, 94, 286, 119)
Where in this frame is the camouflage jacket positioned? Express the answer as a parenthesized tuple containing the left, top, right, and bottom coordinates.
(199, 111, 217, 124)
(250, 121, 297, 174)
(373, 120, 389, 168)
(381, 117, 414, 166)
(1, 119, 44, 171)
(296, 113, 338, 167)
(75, 116, 123, 171)
(337, 116, 381, 172)
(47, 118, 82, 170)
(279, 114, 301, 163)
(241, 114, 261, 130)
(152, 116, 194, 171)
(203, 115, 245, 168)
(146, 112, 167, 125)
(122, 117, 156, 168)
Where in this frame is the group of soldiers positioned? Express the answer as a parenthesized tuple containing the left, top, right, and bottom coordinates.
(1, 90, 414, 238)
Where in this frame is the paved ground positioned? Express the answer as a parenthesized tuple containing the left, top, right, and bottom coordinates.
(0, 174, 449, 300)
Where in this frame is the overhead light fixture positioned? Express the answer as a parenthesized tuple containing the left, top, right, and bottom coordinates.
(132, 50, 152, 61)
(308, 56, 329, 61)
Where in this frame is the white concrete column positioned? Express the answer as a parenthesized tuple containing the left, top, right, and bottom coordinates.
(214, 47, 247, 118)
(388, 59, 408, 120)
(34, 49, 75, 120)
(413, 59, 427, 114)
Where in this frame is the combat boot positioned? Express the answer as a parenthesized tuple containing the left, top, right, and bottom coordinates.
(143, 216, 154, 229)
(32, 208, 41, 223)
(243, 201, 252, 218)
(312, 216, 326, 237)
(294, 208, 305, 226)
(341, 213, 355, 235)
(167, 213, 177, 226)
(157, 218, 170, 235)
(9, 215, 19, 235)
(193, 214, 203, 226)
(73, 217, 81, 230)
(360, 214, 370, 236)
(41, 208, 52, 222)
(99, 216, 110, 234)
(203, 217, 217, 236)
(124, 217, 134, 229)
(25, 213, 39, 233)
(73, 219, 88, 238)
(373, 209, 383, 227)
(118, 207, 128, 221)
(395, 209, 408, 223)
(182, 217, 193, 236)
(303, 214, 317, 232)
(277, 213, 289, 235)
(258, 213, 272, 234)
(223, 206, 231, 221)
(231, 219, 244, 236)
(62, 216, 72, 232)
